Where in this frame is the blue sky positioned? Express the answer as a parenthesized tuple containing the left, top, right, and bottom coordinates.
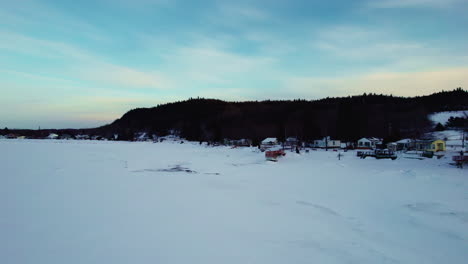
(1, 0, 467, 129)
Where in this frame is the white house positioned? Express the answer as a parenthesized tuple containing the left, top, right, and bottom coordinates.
(47, 133, 59, 139)
(357, 137, 382, 149)
(395, 139, 414, 150)
(313, 137, 341, 148)
(261, 137, 278, 150)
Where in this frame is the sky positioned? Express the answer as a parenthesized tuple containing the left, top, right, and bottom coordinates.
(1, 0, 468, 129)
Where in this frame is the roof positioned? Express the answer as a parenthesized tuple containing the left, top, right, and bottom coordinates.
(416, 139, 445, 143)
(262, 138, 277, 144)
(396, 139, 412, 144)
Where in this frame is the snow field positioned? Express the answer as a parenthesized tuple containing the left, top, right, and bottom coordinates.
(1, 140, 467, 264)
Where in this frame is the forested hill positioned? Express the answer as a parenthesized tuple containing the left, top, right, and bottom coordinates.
(92, 88, 467, 143)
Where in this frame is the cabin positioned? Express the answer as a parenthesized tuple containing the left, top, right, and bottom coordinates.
(284, 137, 299, 150)
(415, 139, 446, 152)
(261, 137, 278, 151)
(387, 139, 414, 152)
(395, 139, 414, 150)
(357, 137, 382, 149)
(312, 137, 341, 148)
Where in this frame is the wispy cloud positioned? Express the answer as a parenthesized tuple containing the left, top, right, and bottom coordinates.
(365, 0, 464, 9)
(313, 25, 425, 60)
(0, 31, 171, 90)
(285, 67, 468, 98)
(219, 4, 270, 20)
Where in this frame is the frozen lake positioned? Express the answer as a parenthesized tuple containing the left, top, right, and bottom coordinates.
(1, 140, 467, 264)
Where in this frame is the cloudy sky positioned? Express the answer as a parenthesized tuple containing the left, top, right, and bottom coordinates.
(1, 0, 467, 128)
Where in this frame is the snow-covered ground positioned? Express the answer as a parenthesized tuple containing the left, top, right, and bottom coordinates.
(1, 140, 467, 264)
(427, 111, 467, 149)
(428, 110, 467, 125)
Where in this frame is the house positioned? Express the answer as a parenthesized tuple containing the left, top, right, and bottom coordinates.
(357, 137, 382, 149)
(47, 133, 59, 139)
(284, 137, 299, 149)
(387, 139, 414, 151)
(225, 138, 252, 147)
(395, 139, 414, 150)
(415, 139, 446, 152)
(0, 135, 5, 139)
(313, 137, 341, 148)
(75, 134, 90, 140)
(261, 137, 278, 150)
(387, 142, 398, 152)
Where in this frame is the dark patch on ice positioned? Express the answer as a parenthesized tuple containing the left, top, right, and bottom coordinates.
(296, 201, 340, 216)
(157, 165, 197, 173)
(204, 172, 221, 175)
(132, 165, 197, 174)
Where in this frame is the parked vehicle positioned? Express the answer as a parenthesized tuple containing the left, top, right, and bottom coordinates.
(265, 149, 286, 161)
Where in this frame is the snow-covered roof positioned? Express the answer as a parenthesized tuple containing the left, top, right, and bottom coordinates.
(396, 139, 412, 144)
(358, 137, 382, 143)
(262, 138, 277, 144)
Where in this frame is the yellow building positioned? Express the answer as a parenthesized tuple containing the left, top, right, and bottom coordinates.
(416, 139, 446, 152)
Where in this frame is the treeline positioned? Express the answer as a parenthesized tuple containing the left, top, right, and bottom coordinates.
(4, 88, 466, 143)
(90, 88, 467, 144)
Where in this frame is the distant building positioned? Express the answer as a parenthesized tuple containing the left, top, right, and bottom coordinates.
(357, 137, 382, 149)
(415, 139, 446, 152)
(261, 137, 278, 151)
(47, 133, 59, 139)
(224, 139, 252, 147)
(387, 139, 414, 151)
(313, 137, 341, 148)
(284, 137, 299, 149)
(76, 134, 90, 140)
